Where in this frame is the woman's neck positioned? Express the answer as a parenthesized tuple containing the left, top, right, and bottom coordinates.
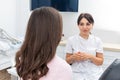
(79, 33, 89, 40)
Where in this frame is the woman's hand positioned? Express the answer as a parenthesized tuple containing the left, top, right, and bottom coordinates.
(79, 52, 92, 60)
(66, 52, 85, 64)
(71, 52, 81, 61)
(66, 52, 104, 65)
(71, 52, 90, 61)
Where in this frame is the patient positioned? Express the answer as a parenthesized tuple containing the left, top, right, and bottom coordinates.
(15, 7, 72, 80)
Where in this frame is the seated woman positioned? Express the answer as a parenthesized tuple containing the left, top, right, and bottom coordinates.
(65, 13, 104, 80)
(15, 7, 72, 80)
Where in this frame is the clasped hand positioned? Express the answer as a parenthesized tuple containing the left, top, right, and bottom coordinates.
(72, 52, 90, 62)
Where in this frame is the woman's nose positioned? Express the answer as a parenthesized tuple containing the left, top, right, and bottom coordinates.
(83, 25, 87, 28)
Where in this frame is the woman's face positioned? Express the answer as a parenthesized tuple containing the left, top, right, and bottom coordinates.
(78, 18, 93, 36)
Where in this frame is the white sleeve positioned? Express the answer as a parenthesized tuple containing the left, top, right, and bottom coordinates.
(65, 39, 73, 54)
(96, 38, 104, 53)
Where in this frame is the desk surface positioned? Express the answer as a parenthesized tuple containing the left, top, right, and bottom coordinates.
(59, 40, 120, 52)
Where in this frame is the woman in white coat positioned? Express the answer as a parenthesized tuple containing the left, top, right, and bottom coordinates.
(65, 13, 104, 80)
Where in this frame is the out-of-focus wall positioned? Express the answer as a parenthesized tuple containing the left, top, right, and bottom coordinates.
(0, 0, 120, 44)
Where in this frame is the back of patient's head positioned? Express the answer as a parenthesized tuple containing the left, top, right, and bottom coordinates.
(15, 7, 63, 80)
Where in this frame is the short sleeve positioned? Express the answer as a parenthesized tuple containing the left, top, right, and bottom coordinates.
(96, 37, 104, 53)
(65, 38, 73, 54)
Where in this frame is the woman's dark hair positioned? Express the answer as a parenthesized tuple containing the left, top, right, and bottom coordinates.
(77, 13, 94, 25)
(15, 7, 62, 80)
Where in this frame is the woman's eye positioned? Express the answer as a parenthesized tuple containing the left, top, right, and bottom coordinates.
(80, 23, 84, 26)
(86, 23, 90, 26)
(80, 23, 91, 26)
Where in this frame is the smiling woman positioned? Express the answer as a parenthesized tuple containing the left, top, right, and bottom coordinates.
(65, 13, 104, 80)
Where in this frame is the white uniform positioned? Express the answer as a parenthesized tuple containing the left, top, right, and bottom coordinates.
(65, 34, 104, 80)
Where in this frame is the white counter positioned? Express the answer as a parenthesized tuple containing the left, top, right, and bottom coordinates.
(103, 43, 120, 52)
(59, 40, 120, 52)
(0, 49, 18, 70)
(0, 54, 12, 70)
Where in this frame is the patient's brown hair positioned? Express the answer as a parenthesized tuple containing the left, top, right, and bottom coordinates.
(15, 7, 62, 80)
